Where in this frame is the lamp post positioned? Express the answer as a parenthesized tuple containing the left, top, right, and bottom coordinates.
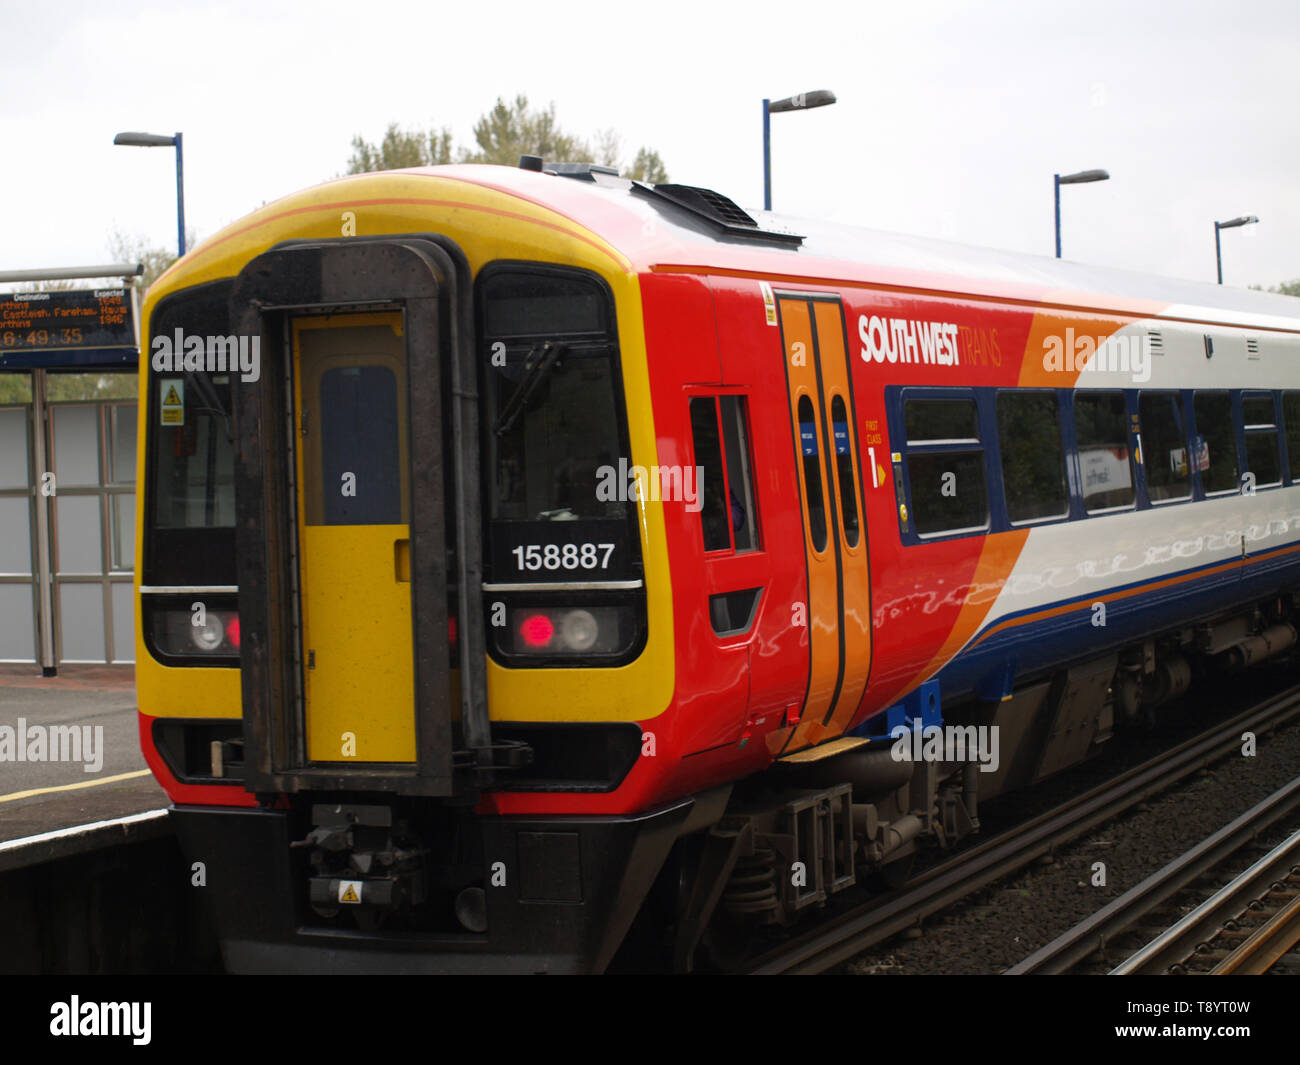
(763, 90, 836, 211)
(1054, 168, 1109, 258)
(1214, 215, 1259, 284)
(114, 131, 185, 257)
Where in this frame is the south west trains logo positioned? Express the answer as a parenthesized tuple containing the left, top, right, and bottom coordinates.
(858, 315, 962, 367)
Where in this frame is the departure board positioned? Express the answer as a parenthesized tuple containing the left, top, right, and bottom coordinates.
(0, 288, 135, 354)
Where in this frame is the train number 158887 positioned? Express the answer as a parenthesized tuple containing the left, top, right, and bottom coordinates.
(510, 543, 616, 572)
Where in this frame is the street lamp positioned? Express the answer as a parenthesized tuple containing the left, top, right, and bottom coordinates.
(1214, 215, 1259, 285)
(1054, 168, 1109, 258)
(114, 131, 185, 258)
(763, 90, 836, 211)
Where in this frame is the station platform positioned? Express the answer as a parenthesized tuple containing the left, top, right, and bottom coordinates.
(0, 664, 167, 845)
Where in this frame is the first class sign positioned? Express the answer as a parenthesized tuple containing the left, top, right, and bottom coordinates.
(0, 288, 136, 368)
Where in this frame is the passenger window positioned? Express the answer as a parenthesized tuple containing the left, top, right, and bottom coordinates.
(997, 391, 1068, 522)
(797, 395, 829, 552)
(904, 394, 988, 536)
(1243, 394, 1281, 488)
(1139, 392, 1192, 503)
(830, 395, 860, 547)
(1074, 392, 1135, 512)
(906, 398, 979, 443)
(1283, 392, 1300, 481)
(690, 395, 761, 554)
(1193, 392, 1238, 494)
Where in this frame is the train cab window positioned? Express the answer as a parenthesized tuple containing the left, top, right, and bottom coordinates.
(904, 395, 988, 537)
(1074, 392, 1135, 512)
(1193, 391, 1239, 494)
(690, 398, 729, 551)
(1283, 393, 1300, 482)
(1138, 392, 1192, 503)
(1243, 393, 1281, 488)
(996, 391, 1068, 523)
(690, 395, 760, 554)
(719, 396, 760, 552)
(482, 267, 628, 525)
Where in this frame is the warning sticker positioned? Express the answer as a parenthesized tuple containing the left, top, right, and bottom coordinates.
(160, 378, 184, 426)
(338, 880, 363, 904)
(759, 281, 777, 326)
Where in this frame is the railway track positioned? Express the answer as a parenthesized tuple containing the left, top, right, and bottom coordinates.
(1006, 777, 1300, 974)
(746, 682, 1300, 975)
(1107, 825, 1300, 975)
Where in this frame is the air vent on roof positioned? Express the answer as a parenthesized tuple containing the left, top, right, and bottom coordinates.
(544, 161, 620, 181)
(1147, 329, 1164, 353)
(630, 181, 804, 247)
(1246, 336, 1260, 358)
(655, 184, 758, 228)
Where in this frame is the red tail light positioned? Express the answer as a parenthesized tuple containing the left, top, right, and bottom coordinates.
(520, 614, 555, 648)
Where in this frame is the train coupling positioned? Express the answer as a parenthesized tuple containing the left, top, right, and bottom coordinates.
(294, 803, 427, 914)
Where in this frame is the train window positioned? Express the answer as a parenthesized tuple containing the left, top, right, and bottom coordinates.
(690, 397, 731, 552)
(1074, 392, 1135, 512)
(904, 394, 988, 536)
(719, 396, 760, 552)
(909, 452, 988, 536)
(1138, 392, 1192, 503)
(1284, 393, 1300, 481)
(1243, 393, 1281, 488)
(830, 395, 860, 547)
(1193, 391, 1238, 494)
(905, 398, 978, 444)
(481, 268, 627, 524)
(797, 395, 829, 551)
(315, 365, 404, 525)
(996, 391, 1068, 523)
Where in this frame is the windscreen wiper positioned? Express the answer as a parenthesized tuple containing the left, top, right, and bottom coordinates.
(493, 340, 566, 436)
(188, 371, 234, 442)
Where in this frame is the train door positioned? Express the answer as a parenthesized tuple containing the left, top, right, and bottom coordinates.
(776, 295, 871, 752)
(292, 313, 416, 764)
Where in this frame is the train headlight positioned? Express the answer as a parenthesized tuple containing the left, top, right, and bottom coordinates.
(559, 609, 599, 652)
(190, 615, 225, 652)
(148, 604, 241, 660)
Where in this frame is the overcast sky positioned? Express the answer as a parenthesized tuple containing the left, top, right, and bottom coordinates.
(2, 0, 1297, 290)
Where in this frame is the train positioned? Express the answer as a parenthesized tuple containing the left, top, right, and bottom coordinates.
(134, 157, 1300, 972)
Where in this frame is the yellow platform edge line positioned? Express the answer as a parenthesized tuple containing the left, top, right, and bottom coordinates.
(0, 768, 153, 804)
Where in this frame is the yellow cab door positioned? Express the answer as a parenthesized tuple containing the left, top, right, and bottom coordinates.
(776, 295, 872, 754)
(293, 313, 416, 764)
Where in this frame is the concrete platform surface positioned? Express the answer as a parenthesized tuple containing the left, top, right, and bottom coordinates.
(0, 665, 167, 844)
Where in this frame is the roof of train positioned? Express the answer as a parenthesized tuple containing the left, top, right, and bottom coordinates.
(415, 164, 1300, 331)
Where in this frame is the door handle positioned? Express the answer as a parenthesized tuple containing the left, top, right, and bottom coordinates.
(394, 539, 410, 582)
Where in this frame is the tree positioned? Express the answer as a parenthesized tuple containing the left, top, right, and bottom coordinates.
(346, 123, 454, 173)
(346, 96, 668, 181)
(1249, 279, 1300, 298)
(108, 229, 189, 291)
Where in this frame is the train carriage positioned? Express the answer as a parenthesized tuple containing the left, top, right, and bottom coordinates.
(135, 160, 1300, 971)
